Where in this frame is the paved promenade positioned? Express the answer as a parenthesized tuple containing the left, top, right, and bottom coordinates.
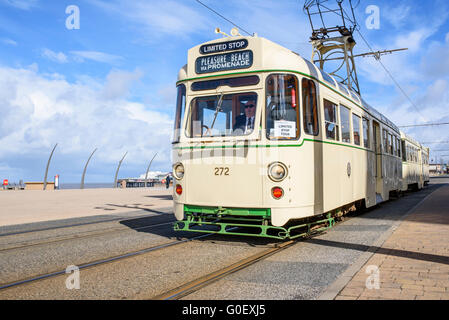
(336, 184, 449, 300)
(0, 188, 172, 227)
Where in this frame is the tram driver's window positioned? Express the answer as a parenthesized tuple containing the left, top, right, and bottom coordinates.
(266, 74, 299, 140)
(324, 99, 339, 141)
(302, 79, 319, 136)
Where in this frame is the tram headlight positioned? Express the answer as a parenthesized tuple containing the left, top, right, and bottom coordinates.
(173, 163, 185, 180)
(268, 162, 288, 182)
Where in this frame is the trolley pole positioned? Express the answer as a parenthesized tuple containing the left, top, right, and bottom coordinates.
(43, 143, 58, 190)
(144, 152, 158, 188)
(80, 148, 98, 189)
(114, 151, 128, 188)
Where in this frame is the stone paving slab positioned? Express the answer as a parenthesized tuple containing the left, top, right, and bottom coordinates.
(335, 184, 449, 300)
(0, 188, 173, 227)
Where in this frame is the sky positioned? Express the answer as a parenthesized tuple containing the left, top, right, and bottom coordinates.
(0, 0, 449, 183)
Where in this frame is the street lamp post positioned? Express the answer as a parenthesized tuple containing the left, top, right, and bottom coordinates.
(43, 143, 58, 190)
(114, 151, 128, 188)
(144, 152, 158, 188)
(80, 148, 98, 189)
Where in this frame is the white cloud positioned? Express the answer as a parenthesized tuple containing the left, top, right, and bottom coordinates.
(92, 0, 212, 39)
(1, 38, 17, 46)
(70, 51, 123, 64)
(383, 4, 411, 29)
(41, 48, 68, 63)
(101, 69, 143, 100)
(1, 0, 37, 10)
(0, 65, 173, 167)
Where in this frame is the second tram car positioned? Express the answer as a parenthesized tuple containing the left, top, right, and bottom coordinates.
(171, 35, 429, 239)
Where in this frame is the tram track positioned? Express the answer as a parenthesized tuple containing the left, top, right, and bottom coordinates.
(151, 240, 296, 300)
(0, 231, 212, 291)
(0, 209, 171, 238)
(0, 219, 176, 253)
(0, 189, 431, 298)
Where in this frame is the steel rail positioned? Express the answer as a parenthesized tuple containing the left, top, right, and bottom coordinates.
(0, 220, 175, 253)
(0, 232, 213, 291)
(0, 209, 171, 238)
(151, 240, 296, 300)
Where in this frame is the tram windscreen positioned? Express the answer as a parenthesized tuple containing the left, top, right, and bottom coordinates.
(186, 93, 258, 138)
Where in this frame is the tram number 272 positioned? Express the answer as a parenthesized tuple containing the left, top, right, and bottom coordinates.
(214, 167, 230, 176)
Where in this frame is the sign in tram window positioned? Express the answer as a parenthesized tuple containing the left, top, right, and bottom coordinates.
(266, 74, 299, 140)
(324, 99, 339, 141)
(352, 114, 361, 146)
(340, 105, 351, 143)
(195, 51, 253, 74)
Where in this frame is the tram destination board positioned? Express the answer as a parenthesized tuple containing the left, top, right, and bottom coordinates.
(195, 50, 253, 74)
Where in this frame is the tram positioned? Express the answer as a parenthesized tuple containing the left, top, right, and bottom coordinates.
(171, 34, 427, 240)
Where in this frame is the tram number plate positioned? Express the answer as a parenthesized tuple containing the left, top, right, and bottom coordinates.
(214, 167, 230, 176)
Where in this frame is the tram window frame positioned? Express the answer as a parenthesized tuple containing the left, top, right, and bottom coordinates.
(389, 134, 394, 155)
(383, 129, 388, 154)
(340, 105, 351, 144)
(265, 74, 300, 141)
(352, 113, 361, 146)
(191, 76, 260, 91)
(323, 99, 339, 141)
(302, 78, 319, 136)
(186, 92, 259, 138)
(362, 117, 370, 149)
(173, 84, 186, 143)
(401, 141, 407, 162)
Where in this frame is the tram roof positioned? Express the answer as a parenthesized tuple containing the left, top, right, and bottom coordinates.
(178, 35, 399, 133)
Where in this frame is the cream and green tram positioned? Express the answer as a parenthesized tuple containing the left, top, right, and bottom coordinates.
(171, 36, 402, 240)
(400, 132, 430, 190)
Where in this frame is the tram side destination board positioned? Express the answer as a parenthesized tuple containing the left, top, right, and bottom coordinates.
(195, 50, 253, 74)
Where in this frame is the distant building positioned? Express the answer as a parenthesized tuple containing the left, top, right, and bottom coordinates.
(430, 164, 445, 175)
(117, 173, 172, 188)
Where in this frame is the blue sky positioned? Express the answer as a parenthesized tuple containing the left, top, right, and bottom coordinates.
(1, 0, 449, 183)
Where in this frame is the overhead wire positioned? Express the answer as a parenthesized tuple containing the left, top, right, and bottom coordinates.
(339, 6, 428, 123)
(194, 0, 252, 36)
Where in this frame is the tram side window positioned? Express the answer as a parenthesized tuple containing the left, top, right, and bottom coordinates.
(401, 141, 406, 162)
(324, 99, 339, 141)
(352, 114, 361, 146)
(173, 84, 186, 143)
(266, 74, 300, 140)
(389, 134, 395, 155)
(340, 105, 351, 143)
(383, 129, 388, 154)
(397, 138, 401, 158)
(302, 79, 319, 136)
(362, 118, 370, 149)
